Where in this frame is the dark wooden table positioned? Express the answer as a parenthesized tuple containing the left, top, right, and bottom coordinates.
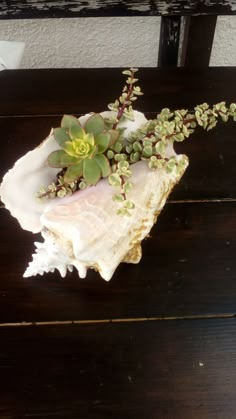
(1, 67, 236, 418)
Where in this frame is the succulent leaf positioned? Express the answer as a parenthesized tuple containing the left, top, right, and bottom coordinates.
(123, 181, 133, 194)
(113, 194, 125, 202)
(142, 145, 153, 158)
(79, 180, 87, 190)
(122, 70, 132, 76)
(53, 128, 70, 147)
(114, 153, 127, 162)
(112, 141, 123, 153)
(84, 133, 95, 147)
(107, 150, 114, 160)
(63, 141, 76, 157)
(64, 161, 84, 182)
(61, 114, 81, 129)
(108, 129, 120, 147)
(95, 133, 110, 154)
(83, 159, 101, 185)
(69, 124, 85, 140)
(94, 154, 111, 178)
(118, 161, 129, 172)
(47, 150, 78, 168)
(85, 114, 105, 137)
(109, 173, 121, 187)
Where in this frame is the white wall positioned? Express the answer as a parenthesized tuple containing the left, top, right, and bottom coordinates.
(0, 15, 236, 68)
(0, 17, 160, 68)
(210, 16, 236, 66)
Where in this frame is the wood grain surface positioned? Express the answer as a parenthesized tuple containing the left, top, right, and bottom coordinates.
(1, 319, 236, 418)
(1, 68, 236, 116)
(1, 201, 236, 323)
(1, 68, 236, 418)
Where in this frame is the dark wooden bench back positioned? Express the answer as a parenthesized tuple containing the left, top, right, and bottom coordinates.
(1, 0, 236, 67)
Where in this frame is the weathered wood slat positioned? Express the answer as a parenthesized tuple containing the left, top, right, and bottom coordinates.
(1, 0, 236, 19)
(1, 201, 236, 323)
(1, 318, 236, 418)
(158, 16, 181, 67)
(181, 15, 218, 67)
(1, 68, 236, 116)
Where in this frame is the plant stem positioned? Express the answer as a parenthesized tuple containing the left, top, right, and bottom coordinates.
(113, 70, 135, 129)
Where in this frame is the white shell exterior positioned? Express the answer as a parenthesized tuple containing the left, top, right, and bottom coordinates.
(0, 111, 188, 281)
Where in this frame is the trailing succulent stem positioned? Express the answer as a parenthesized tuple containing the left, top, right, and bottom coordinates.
(38, 68, 236, 216)
(108, 67, 143, 128)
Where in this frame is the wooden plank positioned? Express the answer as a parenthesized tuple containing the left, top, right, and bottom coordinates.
(158, 16, 181, 67)
(1, 201, 236, 323)
(1, 0, 236, 19)
(1, 68, 236, 116)
(173, 118, 236, 200)
(1, 318, 236, 418)
(181, 15, 217, 67)
(1, 112, 236, 201)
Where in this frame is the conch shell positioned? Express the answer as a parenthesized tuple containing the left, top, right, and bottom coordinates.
(0, 111, 188, 281)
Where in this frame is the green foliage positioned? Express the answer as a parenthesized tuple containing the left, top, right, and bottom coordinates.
(53, 127, 70, 147)
(94, 154, 111, 177)
(37, 176, 77, 200)
(64, 162, 83, 183)
(107, 150, 115, 160)
(83, 158, 101, 185)
(148, 156, 165, 170)
(38, 68, 236, 217)
(61, 114, 80, 129)
(47, 150, 78, 167)
(108, 67, 143, 126)
(85, 113, 105, 137)
(47, 113, 115, 188)
(108, 161, 134, 216)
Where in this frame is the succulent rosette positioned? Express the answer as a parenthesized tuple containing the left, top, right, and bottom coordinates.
(48, 113, 119, 186)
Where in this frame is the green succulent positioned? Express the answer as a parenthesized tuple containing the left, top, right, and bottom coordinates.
(39, 68, 236, 218)
(47, 113, 118, 185)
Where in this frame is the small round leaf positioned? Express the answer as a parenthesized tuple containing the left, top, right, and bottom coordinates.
(109, 173, 121, 187)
